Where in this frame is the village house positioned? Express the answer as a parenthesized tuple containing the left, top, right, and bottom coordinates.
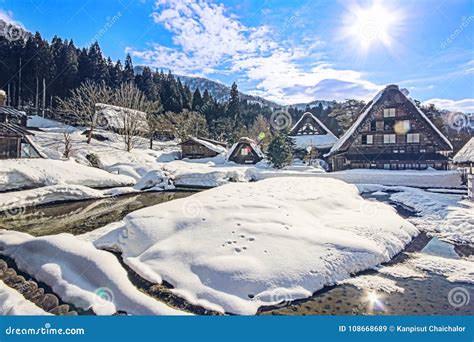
(326, 85, 453, 171)
(227, 137, 264, 164)
(289, 111, 338, 159)
(0, 90, 43, 159)
(179, 136, 227, 159)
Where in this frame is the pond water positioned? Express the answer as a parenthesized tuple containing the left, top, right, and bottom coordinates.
(0, 190, 196, 236)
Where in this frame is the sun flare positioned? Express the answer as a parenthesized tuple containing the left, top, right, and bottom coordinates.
(341, 2, 404, 53)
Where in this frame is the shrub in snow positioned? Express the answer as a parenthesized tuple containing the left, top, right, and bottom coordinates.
(86, 153, 102, 169)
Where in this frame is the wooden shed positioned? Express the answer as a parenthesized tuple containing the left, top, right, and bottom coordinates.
(227, 137, 264, 164)
(179, 136, 227, 159)
(0, 123, 43, 159)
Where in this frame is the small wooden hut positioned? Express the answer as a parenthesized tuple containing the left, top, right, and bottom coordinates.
(0, 123, 42, 159)
(227, 137, 264, 164)
(179, 137, 227, 159)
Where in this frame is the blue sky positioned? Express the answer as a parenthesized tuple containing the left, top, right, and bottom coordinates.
(1, 0, 473, 110)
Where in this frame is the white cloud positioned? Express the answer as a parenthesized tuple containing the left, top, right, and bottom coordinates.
(423, 98, 474, 113)
(127, 0, 382, 104)
(0, 9, 24, 28)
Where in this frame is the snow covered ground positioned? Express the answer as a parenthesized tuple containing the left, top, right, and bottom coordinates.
(0, 159, 135, 192)
(316, 169, 463, 189)
(87, 177, 417, 315)
(0, 230, 188, 315)
(358, 184, 474, 245)
(28, 116, 180, 182)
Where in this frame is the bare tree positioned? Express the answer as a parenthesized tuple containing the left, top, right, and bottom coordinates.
(112, 83, 161, 152)
(157, 110, 208, 141)
(62, 130, 73, 158)
(57, 81, 113, 144)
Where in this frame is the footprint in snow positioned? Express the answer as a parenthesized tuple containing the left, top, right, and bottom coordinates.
(234, 248, 242, 253)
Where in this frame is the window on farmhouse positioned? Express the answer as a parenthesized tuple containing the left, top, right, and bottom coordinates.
(241, 147, 249, 156)
(383, 108, 396, 118)
(370, 121, 376, 131)
(383, 134, 396, 144)
(384, 120, 395, 131)
(407, 133, 420, 143)
(361, 135, 373, 145)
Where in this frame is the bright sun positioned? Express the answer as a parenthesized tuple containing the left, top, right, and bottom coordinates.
(341, 2, 404, 53)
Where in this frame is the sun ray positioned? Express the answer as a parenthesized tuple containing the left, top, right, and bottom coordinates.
(340, 1, 405, 55)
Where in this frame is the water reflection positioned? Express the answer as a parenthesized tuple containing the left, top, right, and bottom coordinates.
(0, 191, 195, 236)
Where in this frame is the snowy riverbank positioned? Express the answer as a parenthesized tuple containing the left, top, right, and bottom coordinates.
(87, 177, 417, 315)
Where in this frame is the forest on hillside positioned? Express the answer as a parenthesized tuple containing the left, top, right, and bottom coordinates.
(0, 29, 471, 150)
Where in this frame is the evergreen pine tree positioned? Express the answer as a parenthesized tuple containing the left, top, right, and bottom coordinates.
(267, 131, 295, 169)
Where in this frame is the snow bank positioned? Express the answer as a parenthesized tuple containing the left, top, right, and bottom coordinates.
(92, 177, 417, 315)
(408, 253, 474, 284)
(317, 169, 463, 188)
(133, 170, 174, 191)
(0, 159, 135, 192)
(0, 230, 187, 315)
(377, 264, 426, 279)
(389, 187, 474, 245)
(0, 280, 51, 315)
(0, 184, 105, 212)
(338, 275, 404, 293)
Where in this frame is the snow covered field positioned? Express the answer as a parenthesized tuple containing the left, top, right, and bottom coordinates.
(88, 177, 417, 315)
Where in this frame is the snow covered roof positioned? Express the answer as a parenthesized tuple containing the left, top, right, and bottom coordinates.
(227, 137, 265, 159)
(0, 106, 27, 118)
(327, 85, 453, 156)
(180, 136, 227, 154)
(95, 103, 147, 130)
(290, 112, 336, 137)
(453, 138, 474, 164)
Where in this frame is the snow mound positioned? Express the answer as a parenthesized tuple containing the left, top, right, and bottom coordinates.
(408, 253, 474, 284)
(0, 159, 135, 192)
(318, 169, 462, 188)
(0, 230, 187, 315)
(0, 280, 51, 315)
(92, 177, 417, 314)
(134, 170, 175, 191)
(377, 264, 426, 279)
(0, 184, 105, 212)
(338, 275, 405, 293)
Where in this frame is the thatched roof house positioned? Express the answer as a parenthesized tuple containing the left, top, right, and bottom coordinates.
(326, 84, 453, 171)
(179, 136, 227, 159)
(289, 111, 338, 156)
(227, 137, 264, 164)
(95, 103, 147, 132)
(453, 137, 474, 172)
